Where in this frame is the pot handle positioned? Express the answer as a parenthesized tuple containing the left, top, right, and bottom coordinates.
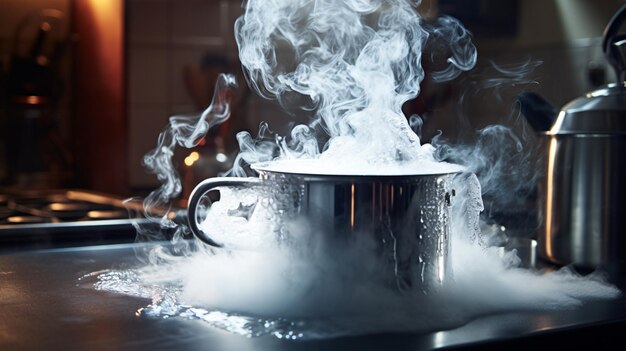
(187, 177, 262, 247)
(603, 4, 626, 82)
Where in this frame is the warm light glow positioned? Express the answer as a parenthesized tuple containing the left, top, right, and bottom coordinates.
(47, 203, 66, 211)
(7, 216, 26, 224)
(7, 216, 43, 224)
(67, 191, 115, 206)
(88, 0, 119, 20)
(73, 0, 124, 193)
(83, 0, 123, 66)
(549, 111, 567, 135)
(545, 137, 559, 259)
(47, 203, 86, 211)
(87, 210, 125, 219)
(184, 151, 201, 167)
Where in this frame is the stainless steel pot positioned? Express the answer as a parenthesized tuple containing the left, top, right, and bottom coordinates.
(520, 5, 626, 275)
(187, 162, 461, 293)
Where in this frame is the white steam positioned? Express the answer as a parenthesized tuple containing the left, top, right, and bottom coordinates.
(433, 59, 545, 213)
(230, 0, 476, 175)
(92, 0, 623, 340)
(95, 181, 619, 338)
(423, 15, 477, 82)
(127, 74, 236, 246)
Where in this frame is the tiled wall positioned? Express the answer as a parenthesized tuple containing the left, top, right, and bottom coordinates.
(127, 0, 234, 187)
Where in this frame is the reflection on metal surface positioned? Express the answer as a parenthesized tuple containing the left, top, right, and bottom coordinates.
(533, 314, 558, 332)
(47, 203, 89, 211)
(438, 253, 445, 284)
(539, 134, 626, 274)
(45, 194, 69, 203)
(66, 191, 125, 208)
(7, 216, 47, 224)
(350, 183, 355, 229)
(66, 190, 163, 215)
(2, 243, 624, 348)
(187, 172, 459, 292)
(87, 210, 127, 220)
(433, 331, 447, 348)
(0, 190, 149, 252)
(530, 239, 537, 267)
(544, 137, 558, 260)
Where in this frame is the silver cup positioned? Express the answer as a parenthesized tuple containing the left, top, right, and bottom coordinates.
(188, 163, 462, 293)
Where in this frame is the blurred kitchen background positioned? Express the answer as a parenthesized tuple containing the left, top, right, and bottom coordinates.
(0, 0, 623, 200)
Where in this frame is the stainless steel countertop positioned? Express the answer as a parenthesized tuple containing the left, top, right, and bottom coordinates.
(1, 243, 625, 351)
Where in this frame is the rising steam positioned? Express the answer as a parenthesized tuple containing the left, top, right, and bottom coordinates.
(230, 0, 476, 175)
(126, 74, 237, 249)
(91, 0, 622, 340)
(433, 59, 545, 217)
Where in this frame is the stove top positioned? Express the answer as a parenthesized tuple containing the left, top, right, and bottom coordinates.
(2, 243, 625, 350)
(0, 189, 149, 252)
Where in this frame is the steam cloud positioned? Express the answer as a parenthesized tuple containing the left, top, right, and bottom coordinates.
(91, 0, 622, 340)
(229, 0, 476, 175)
(126, 74, 236, 253)
(434, 59, 545, 217)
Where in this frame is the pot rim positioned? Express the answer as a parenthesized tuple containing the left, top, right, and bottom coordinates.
(252, 159, 465, 180)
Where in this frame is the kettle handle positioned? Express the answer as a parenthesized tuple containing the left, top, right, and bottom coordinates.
(603, 4, 626, 82)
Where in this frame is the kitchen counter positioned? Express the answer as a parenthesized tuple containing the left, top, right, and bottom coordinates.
(1, 243, 625, 351)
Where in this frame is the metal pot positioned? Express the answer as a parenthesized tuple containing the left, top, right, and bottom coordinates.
(187, 161, 461, 293)
(519, 5, 626, 275)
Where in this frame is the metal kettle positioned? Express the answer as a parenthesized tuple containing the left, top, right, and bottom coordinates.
(518, 4, 626, 276)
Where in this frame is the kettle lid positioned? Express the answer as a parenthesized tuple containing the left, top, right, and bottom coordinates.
(550, 83, 626, 135)
(549, 5, 626, 136)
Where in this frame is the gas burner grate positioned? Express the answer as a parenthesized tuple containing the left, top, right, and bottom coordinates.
(0, 189, 168, 253)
